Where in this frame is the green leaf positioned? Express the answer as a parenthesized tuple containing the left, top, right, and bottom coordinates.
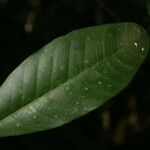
(148, 0, 150, 16)
(0, 23, 149, 137)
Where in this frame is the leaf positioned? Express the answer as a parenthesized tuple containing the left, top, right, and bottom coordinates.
(0, 23, 149, 137)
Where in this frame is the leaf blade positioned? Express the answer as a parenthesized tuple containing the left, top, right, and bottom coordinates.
(0, 23, 149, 136)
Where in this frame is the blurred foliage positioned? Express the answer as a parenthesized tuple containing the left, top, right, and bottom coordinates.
(0, 0, 150, 149)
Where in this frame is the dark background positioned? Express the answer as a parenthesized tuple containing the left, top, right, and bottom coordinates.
(0, 0, 150, 149)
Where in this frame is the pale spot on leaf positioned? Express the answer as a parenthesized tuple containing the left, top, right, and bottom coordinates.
(134, 42, 138, 47)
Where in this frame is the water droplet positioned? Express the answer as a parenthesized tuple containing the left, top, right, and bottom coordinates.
(98, 81, 102, 85)
(66, 86, 69, 90)
(61, 66, 64, 70)
(40, 68, 44, 72)
(141, 48, 144, 51)
(85, 87, 88, 91)
(84, 106, 88, 110)
(54, 115, 58, 119)
(16, 123, 20, 127)
(34, 115, 37, 119)
(134, 42, 138, 47)
(29, 106, 37, 113)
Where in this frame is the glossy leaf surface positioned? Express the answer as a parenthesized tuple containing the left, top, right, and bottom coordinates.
(0, 23, 149, 137)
